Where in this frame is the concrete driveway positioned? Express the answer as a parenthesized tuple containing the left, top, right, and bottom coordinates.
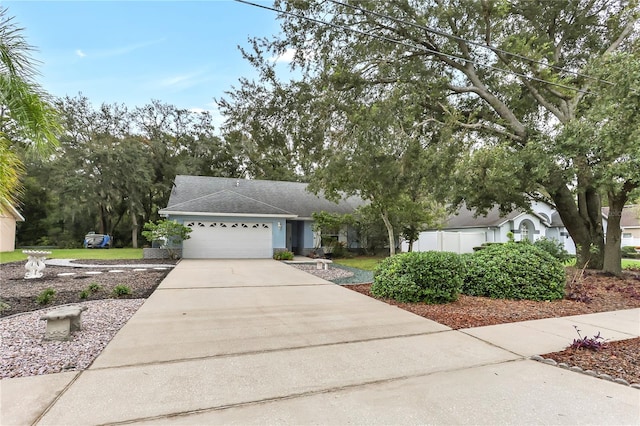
(4, 259, 639, 425)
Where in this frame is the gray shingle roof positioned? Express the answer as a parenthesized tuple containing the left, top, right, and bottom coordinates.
(444, 203, 558, 228)
(445, 204, 521, 228)
(160, 176, 362, 218)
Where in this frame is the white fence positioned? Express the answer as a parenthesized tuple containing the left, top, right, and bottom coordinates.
(402, 231, 487, 254)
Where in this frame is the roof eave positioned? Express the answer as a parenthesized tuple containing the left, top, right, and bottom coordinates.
(159, 210, 298, 219)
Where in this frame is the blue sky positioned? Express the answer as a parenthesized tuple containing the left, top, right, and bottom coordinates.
(3, 0, 288, 129)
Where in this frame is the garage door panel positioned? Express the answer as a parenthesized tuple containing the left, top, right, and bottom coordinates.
(183, 221, 273, 259)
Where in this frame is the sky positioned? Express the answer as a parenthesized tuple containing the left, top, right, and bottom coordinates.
(2, 0, 289, 130)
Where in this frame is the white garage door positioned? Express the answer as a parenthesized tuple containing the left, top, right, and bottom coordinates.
(182, 221, 273, 259)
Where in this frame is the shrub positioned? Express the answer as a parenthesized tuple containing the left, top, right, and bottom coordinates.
(112, 285, 132, 297)
(621, 246, 640, 259)
(142, 219, 192, 259)
(0, 299, 10, 313)
(462, 242, 565, 300)
(371, 251, 463, 304)
(534, 237, 571, 262)
(273, 250, 294, 260)
(80, 282, 102, 299)
(87, 283, 102, 292)
(36, 288, 56, 305)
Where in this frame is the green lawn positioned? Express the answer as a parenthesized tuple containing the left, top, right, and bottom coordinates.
(622, 258, 640, 269)
(0, 248, 144, 264)
(333, 256, 385, 271)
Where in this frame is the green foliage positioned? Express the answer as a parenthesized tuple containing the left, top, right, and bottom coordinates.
(312, 211, 352, 234)
(142, 219, 192, 259)
(621, 246, 640, 259)
(87, 283, 102, 292)
(371, 251, 463, 304)
(80, 282, 102, 299)
(16, 94, 244, 249)
(0, 298, 10, 313)
(112, 285, 132, 297)
(0, 8, 61, 206)
(462, 243, 565, 301)
(533, 237, 571, 263)
(223, 0, 638, 270)
(36, 288, 56, 305)
(142, 219, 191, 245)
(273, 250, 294, 260)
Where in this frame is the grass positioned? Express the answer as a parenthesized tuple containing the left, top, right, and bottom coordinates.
(0, 248, 143, 264)
(333, 256, 384, 271)
(622, 258, 640, 269)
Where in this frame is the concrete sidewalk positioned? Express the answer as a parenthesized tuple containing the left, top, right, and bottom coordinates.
(2, 259, 639, 425)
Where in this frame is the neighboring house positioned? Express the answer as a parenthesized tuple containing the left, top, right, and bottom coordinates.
(402, 200, 578, 254)
(159, 175, 362, 259)
(603, 205, 640, 248)
(0, 200, 25, 252)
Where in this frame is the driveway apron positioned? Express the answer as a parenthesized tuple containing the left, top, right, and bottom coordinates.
(31, 259, 639, 425)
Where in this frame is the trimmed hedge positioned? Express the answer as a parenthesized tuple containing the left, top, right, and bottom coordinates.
(371, 251, 463, 304)
(462, 242, 565, 300)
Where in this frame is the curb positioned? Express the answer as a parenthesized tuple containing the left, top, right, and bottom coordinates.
(530, 355, 640, 389)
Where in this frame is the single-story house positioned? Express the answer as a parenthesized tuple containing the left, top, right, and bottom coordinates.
(159, 175, 362, 259)
(402, 200, 579, 254)
(0, 200, 25, 252)
(603, 205, 640, 248)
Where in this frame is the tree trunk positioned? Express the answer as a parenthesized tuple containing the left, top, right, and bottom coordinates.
(380, 210, 396, 256)
(603, 191, 629, 276)
(549, 182, 605, 269)
(99, 205, 108, 235)
(580, 186, 605, 269)
(131, 213, 139, 249)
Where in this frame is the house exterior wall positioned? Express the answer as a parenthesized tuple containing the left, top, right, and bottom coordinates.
(0, 214, 17, 252)
(621, 227, 640, 248)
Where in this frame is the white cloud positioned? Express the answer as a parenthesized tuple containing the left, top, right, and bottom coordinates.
(269, 48, 296, 64)
(157, 71, 207, 89)
(75, 38, 165, 60)
(102, 38, 164, 57)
